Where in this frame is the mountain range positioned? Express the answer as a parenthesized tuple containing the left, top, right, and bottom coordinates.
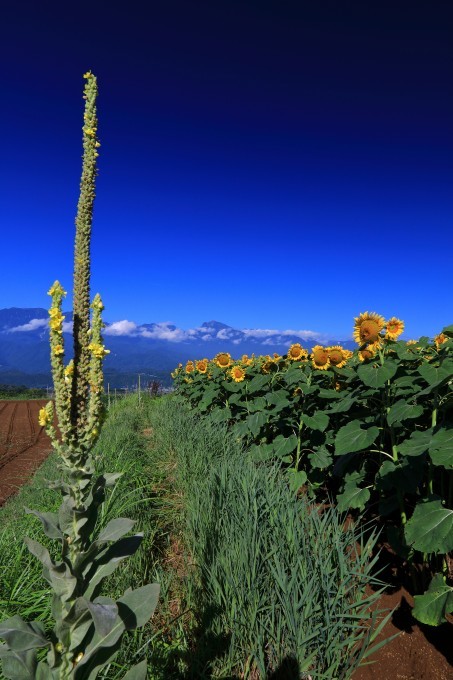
(0, 308, 355, 388)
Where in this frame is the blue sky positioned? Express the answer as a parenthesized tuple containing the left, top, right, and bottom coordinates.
(1, 0, 452, 341)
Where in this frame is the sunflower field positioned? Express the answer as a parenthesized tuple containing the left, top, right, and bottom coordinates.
(172, 313, 453, 627)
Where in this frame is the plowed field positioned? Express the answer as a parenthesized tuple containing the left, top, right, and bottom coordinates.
(0, 400, 52, 506)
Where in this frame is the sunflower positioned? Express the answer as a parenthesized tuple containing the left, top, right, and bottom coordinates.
(434, 333, 448, 348)
(287, 343, 308, 361)
(215, 352, 232, 368)
(311, 345, 330, 370)
(358, 347, 375, 362)
(293, 386, 302, 397)
(353, 311, 385, 346)
(261, 360, 273, 374)
(385, 317, 405, 340)
(196, 359, 209, 373)
(230, 366, 246, 382)
(327, 345, 348, 369)
(406, 340, 417, 346)
(185, 361, 194, 374)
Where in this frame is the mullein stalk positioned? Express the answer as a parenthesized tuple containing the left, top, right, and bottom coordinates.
(71, 72, 100, 435)
(0, 72, 158, 679)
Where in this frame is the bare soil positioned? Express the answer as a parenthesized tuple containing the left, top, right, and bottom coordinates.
(352, 584, 452, 680)
(0, 399, 52, 506)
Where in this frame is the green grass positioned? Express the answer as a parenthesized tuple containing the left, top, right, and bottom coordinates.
(147, 397, 394, 679)
(0, 395, 185, 679)
(0, 394, 394, 679)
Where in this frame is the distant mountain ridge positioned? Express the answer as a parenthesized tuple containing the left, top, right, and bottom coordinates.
(0, 307, 355, 388)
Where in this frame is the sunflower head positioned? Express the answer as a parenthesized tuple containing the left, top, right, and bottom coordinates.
(215, 352, 232, 368)
(327, 345, 348, 369)
(434, 333, 448, 349)
(287, 343, 308, 361)
(230, 365, 246, 382)
(196, 359, 208, 373)
(353, 311, 385, 345)
(311, 345, 330, 370)
(185, 361, 194, 374)
(385, 317, 405, 340)
(358, 347, 375, 362)
(261, 360, 273, 374)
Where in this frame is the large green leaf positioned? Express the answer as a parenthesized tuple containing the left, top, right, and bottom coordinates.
(398, 429, 432, 457)
(122, 660, 147, 680)
(97, 518, 136, 543)
(357, 361, 398, 388)
(302, 412, 329, 432)
(247, 374, 270, 394)
(441, 324, 453, 338)
(376, 458, 424, 494)
(246, 412, 268, 437)
(75, 584, 160, 679)
(386, 400, 423, 426)
(337, 483, 370, 511)
(334, 420, 379, 456)
(0, 647, 37, 680)
(308, 446, 332, 469)
(417, 363, 452, 386)
(412, 574, 453, 626)
(429, 428, 453, 469)
(287, 469, 307, 494)
(405, 497, 453, 554)
(0, 617, 47, 652)
(24, 509, 62, 540)
(272, 434, 298, 459)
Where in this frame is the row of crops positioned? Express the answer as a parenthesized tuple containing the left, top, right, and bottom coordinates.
(172, 312, 453, 627)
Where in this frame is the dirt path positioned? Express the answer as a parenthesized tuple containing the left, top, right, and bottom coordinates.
(0, 400, 52, 506)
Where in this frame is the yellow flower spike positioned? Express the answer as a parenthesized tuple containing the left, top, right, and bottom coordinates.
(83, 71, 92, 79)
(353, 311, 385, 345)
(38, 407, 50, 427)
(385, 317, 405, 340)
(53, 344, 64, 356)
(311, 345, 330, 370)
(230, 366, 246, 382)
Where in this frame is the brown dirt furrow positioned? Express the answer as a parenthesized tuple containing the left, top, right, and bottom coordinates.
(0, 400, 52, 506)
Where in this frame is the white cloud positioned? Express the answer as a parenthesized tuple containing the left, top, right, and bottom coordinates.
(216, 328, 233, 340)
(9, 318, 48, 332)
(242, 328, 326, 342)
(140, 323, 189, 342)
(104, 320, 139, 336)
(62, 321, 73, 333)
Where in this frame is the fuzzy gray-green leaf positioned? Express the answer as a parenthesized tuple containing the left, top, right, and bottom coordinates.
(97, 518, 135, 543)
(122, 659, 147, 680)
(0, 617, 48, 652)
(24, 509, 62, 539)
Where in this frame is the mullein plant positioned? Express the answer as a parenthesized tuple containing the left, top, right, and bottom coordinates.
(0, 72, 158, 679)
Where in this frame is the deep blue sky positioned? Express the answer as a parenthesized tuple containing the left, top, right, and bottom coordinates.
(1, 0, 452, 340)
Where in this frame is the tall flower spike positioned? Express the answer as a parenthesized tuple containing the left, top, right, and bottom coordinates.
(86, 293, 107, 444)
(47, 281, 71, 443)
(71, 71, 100, 432)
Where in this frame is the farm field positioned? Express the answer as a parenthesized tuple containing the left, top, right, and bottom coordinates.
(0, 399, 52, 506)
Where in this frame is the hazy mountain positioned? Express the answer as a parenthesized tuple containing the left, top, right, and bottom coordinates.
(0, 307, 355, 388)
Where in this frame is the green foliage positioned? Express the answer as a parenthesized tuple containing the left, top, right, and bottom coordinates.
(149, 398, 394, 679)
(173, 332, 453, 626)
